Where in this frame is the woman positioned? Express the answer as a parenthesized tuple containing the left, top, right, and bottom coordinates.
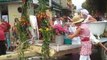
(68, 15, 92, 60)
(27, 23, 36, 44)
(80, 9, 97, 23)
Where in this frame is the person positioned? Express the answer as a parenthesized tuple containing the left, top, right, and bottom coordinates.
(27, 22, 36, 44)
(80, 9, 107, 52)
(68, 15, 92, 60)
(79, 9, 97, 23)
(53, 17, 63, 25)
(0, 21, 10, 55)
(12, 18, 19, 41)
(10, 18, 19, 50)
(90, 31, 107, 52)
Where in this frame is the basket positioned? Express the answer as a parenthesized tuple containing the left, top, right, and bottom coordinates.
(64, 37, 72, 45)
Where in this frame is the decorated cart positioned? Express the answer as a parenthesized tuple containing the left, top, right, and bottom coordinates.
(0, 21, 106, 60)
(0, 0, 107, 60)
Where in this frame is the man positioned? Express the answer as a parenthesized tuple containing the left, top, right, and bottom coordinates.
(0, 21, 10, 55)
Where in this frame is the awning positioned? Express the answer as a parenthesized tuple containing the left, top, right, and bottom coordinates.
(0, 0, 21, 3)
(0, 0, 19, 2)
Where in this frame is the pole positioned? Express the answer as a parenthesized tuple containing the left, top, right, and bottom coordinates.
(49, 0, 52, 7)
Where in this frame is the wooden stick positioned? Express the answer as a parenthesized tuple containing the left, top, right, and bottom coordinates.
(0, 45, 56, 60)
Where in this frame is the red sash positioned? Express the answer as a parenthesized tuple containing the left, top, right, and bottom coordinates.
(81, 37, 89, 41)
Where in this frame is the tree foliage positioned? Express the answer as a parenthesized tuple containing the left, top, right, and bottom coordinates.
(82, 0, 107, 15)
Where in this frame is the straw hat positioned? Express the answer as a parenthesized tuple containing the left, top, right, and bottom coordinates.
(72, 15, 84, 24)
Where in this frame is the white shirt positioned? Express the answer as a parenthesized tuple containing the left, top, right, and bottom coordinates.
(54, 20, 62, 25)
(90, 33, 100, 44)
(28, 27, 36, 37)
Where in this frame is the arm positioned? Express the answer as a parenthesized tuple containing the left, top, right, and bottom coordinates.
(90, 33, 107, 51)
(84, 15, 97, 23)
(89, 16, 97, 22)
(68, 28, 81, 39)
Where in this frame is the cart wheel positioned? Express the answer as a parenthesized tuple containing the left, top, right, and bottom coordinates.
(101, 43, 107, 60)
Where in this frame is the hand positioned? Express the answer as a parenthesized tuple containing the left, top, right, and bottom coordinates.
(68, 35, 72, 39)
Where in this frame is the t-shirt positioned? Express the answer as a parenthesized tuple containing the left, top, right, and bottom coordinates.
(54, 20, 62, 25)
(0, 27, 5, 40)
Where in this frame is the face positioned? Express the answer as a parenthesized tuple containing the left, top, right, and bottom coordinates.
(75, 22, 81, 27)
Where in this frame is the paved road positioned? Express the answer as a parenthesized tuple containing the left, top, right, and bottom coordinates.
(57, 53, 101, 60)
(57, 46, 102, 60)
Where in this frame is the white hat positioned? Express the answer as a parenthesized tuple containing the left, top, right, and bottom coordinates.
(80, 9, 89, 15)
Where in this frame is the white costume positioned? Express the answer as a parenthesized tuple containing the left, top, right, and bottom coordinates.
(90, 33, 100, 44)
(54, 19, 62, 25)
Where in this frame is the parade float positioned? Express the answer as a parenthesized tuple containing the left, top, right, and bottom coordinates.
(0, 21, 107, 60)
(0, 0, 107, 60)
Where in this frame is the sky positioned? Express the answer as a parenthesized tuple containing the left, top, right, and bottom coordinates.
(72, 0, 86, 10)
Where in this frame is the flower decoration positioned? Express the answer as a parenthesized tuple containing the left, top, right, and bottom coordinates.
(36, 0, 54, 59)
(53, 24, 67, 35)
(39, 20, 53, 60)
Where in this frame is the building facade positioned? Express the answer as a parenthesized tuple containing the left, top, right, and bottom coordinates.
(53, 0, 72, 16)
(0, 0, 21, 26)
(0, 0, 72, 25)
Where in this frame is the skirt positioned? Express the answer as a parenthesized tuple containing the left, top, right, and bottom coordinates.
(80, 41, 92, 56)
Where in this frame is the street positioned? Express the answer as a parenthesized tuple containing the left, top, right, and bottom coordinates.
(57, 46, 102, 60)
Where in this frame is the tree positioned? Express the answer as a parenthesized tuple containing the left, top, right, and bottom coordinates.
(82, 0, 107, 15)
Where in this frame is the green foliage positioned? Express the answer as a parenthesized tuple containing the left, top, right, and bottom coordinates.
(16, 20, 29, 60)
(37, 0, 48, 12)
(36, 0, 53, 60)
(82, 0, 107, 14)
(39, 18, 53, 60)
(41, 19, 49, 27)
(40, 27, 53, 60)
(16, 0, 30, 60)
